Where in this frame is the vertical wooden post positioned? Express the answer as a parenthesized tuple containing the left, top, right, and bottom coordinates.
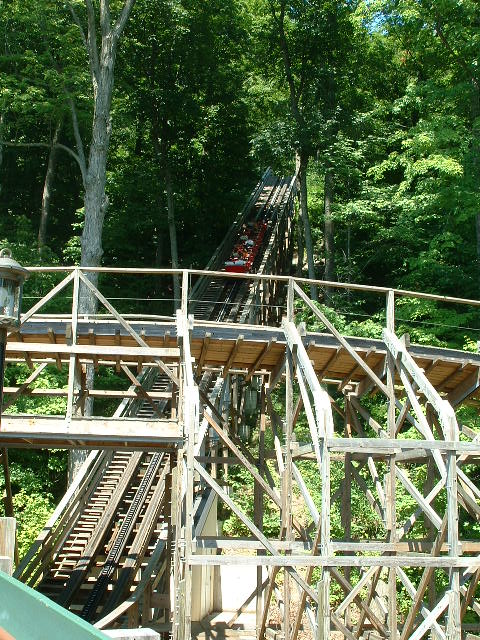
(283, 350, 294, 640)
(172, 449, 184, 640)
(386, 289, 398, 639)
(0, 517, 16, 575)
(255, 380, 267, 631)
(342, 397, 352, 631)
(318, 410, 331, 640)
(287, 277, 294, 322)
(1, 449, 14, 519)
(164, 457, 173, 626)
(0, 333, 14, 522)
(66, 268, 80, 422)
(446, 414, 461, 640)
(181, 270, 189, 317)
(424, 445, 437, 611)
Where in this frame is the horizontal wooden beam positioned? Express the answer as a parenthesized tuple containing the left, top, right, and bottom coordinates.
(193, 537, 480, 553)
(23, 266, 480, 310)
(6, 342, 179, 359)
(188, 554, 480, 568)
(294, 437, 480, 455)
(0, 415, 181, 449)
(4, 387, 172, 399)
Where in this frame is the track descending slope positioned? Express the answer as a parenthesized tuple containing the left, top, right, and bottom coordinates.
(17, 169, 296, 627)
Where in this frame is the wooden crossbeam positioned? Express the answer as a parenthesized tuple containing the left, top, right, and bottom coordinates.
(9, 332, 33, 369)
(268, 352, 285, 390)
(202, 409, 281, 509)
(316, 346, 342, 381)
(196, 331, 211, 377)
(339, 347, 375, 390)
(78, 271, 179, 386)
(350, 464, 384, 520)
(222, 335, 243, 378)
(245, 338, 276, 382)
(88, 328, 98, 370)
(0, 415, 180, 448)
(397, 568, 446, 640)
(6, 341, 179, 359)
(4, 387, 172, 400)
(47, 328, 62, 370)
(448, 367, 480, 406)
(294, 282, 389, 395)
(348, 405, 386, 513)
(461, 569, 480, 620)
(115, 328, 121, 372)
(2, 363, 49, 410)
(120, 364, 166, 419)
(193, 461, 318, 601)
(400, 518, 448, 640)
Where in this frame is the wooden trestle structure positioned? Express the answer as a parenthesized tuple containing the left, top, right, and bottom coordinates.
(2, 171, 480, 640)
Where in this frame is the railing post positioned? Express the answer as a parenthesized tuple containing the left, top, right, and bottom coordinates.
(287, 277, 294, 322)
(386, 289, 395, 332)
(446, 413, 461, 639)
(66, 268, 80, 423)
(181, 270, 189, 316)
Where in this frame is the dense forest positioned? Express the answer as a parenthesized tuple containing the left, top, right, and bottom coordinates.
(1, 0, 480, 565)
(1, 0, 479, 299)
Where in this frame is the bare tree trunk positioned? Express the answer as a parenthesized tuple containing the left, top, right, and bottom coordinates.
(324, 169, 335, 284)
(68, 0, 136, 482)
(296, 150, 317, 300)
(152, 119, 181, 311)
(80, 69, 114, 306)
(164, 165, 181, 310)
(38, 118, 63, 251)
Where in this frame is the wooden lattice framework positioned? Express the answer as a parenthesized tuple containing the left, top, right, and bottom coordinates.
(2, 267, 480, 639)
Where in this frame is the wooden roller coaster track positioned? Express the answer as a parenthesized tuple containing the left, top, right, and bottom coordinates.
(1, 169, 480, 640)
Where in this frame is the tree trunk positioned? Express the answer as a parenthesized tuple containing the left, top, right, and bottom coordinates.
(70, 39, 116, 481)
(164, 164, 181, 311)
(323, 169, 335, 285)
(67, 1, 136, 483)
(296, 150, 317, 300)
(38, 118, 62, 252)
(79, 64, 115, 312)
(152, 124, 181, 311)
(71, 58, 115, 482)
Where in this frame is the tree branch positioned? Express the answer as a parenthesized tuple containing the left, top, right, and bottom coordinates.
(100, 0, 111, 37)
(67, 96, 87, 187)
(435, 15, 479, 90)
(40, 36, 88, 188)
(67, 2, 88, 49)
(84, 0, 100, 82)
(113, 0, 136, 40)
(4, 141, 86, 183)
(270, 0, 304, 128)
(67, 2, 99, 84)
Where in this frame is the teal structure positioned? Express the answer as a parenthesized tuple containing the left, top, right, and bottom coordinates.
(0, 571, 110, 640)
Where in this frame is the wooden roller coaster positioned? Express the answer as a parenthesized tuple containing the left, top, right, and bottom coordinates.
(1, 169, 480, 640)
